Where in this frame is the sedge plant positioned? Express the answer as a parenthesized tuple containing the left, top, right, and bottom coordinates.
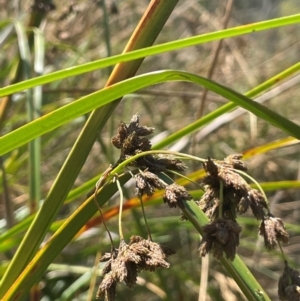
(0, 1, 300, 300)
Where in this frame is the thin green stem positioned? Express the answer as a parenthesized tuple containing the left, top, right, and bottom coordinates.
(111, 150, 206, 176)
(93, 180, 114, 248)
(138, 195, 152, 241)
(278, 241, 287, 262)
(227, 167, 270, 211)
(116, 177, 124, 240)
(166, 169, 203, 188)
(128, 169, 153, 240)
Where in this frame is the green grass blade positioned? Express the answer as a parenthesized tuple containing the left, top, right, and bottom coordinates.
(59, 271, 93, 301)
(30, 28, 44, 211)
(0, 174, 131, 301)
(243, 136, 299, 159)
(2, 69, 300, 156)
(0, 14, 299, 96)
(0, 215, 35, 249)
(153, 62, 300, 149)
(0, 1, 179, 298)
(15, 21, 40, 213)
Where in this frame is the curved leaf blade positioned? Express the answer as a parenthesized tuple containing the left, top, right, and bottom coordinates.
(0, 14, 299, 97)
(1, 70, 300, 156)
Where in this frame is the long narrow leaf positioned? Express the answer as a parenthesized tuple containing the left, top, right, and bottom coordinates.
(0, 174, 131, 301)
(0, 1, 179, 298)
(0, 14, 299, 96)
(153, 62, 300, 149)
(1, 69, 300, 156)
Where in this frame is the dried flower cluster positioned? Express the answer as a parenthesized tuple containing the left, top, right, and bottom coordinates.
(97, 115, 189, 300)
(198, 154, 289, 261)
(135, 170, 166, 197)
(111, 114, 192, 208)
(199, 156, 267, 220)
(259, 214, 289, 251)
(278, 261, 300, 301)
(163, 183, 193, 208)
(111, 114, 186, 173)
(97, 236, 174, 300)
(97, 115, 292, 301)
(198, 218, 242, 260)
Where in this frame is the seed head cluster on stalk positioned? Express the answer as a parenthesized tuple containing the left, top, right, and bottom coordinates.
(96, 115, 292, 301)
(278, 261, 300, 301)
(111, 114, 186, 173)
(196, 155, 289, 261)
(97, 115, 187, 300)
(97, 237, 175, 300)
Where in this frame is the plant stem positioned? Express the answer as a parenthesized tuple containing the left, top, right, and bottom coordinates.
(116, 178, 124, 240)
(112, 150, 206, 175)
(228, 167, 270, 211)
(93, 180, 114, 248)
(278, 241, 287, 262)
(138, 195, 152, 241)
(182, 200, 271, 301)
(167, 169, 203, 188)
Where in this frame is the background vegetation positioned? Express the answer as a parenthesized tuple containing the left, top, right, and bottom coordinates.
(0, 0, 300, 300)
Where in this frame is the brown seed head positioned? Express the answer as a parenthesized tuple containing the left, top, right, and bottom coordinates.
(284, 285, 300, 301)
(199, 184, 253, 221)
(97, 278, 116, 301)
(203, 158, 219, 187)
(199, 218, 242, 260)
(111, 122, 128, 149)
(200, 157, 268, 221)
(278, 261, 300, 301)
(129, 235, 175, 272)
(248, 189, 268, 220)
(127, 114, 154, 137)
(200, 155, 255, 220)
(135, 154, 187, 173)
(163, 183, 192, 208)
(97, 241, 139, 300)
(111, 114, 154, 161)
(218, 168, 249, 192)
(223, 154, 248, 171)
(198, 188, 219, 220)
(237, 196, 251, 214)
(153, 155, 187, 172)
(111, 115, 187, 173)
(135, 171, 166, 197)
(97, 237, 174, 300)
(259, 214, 289, 251)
